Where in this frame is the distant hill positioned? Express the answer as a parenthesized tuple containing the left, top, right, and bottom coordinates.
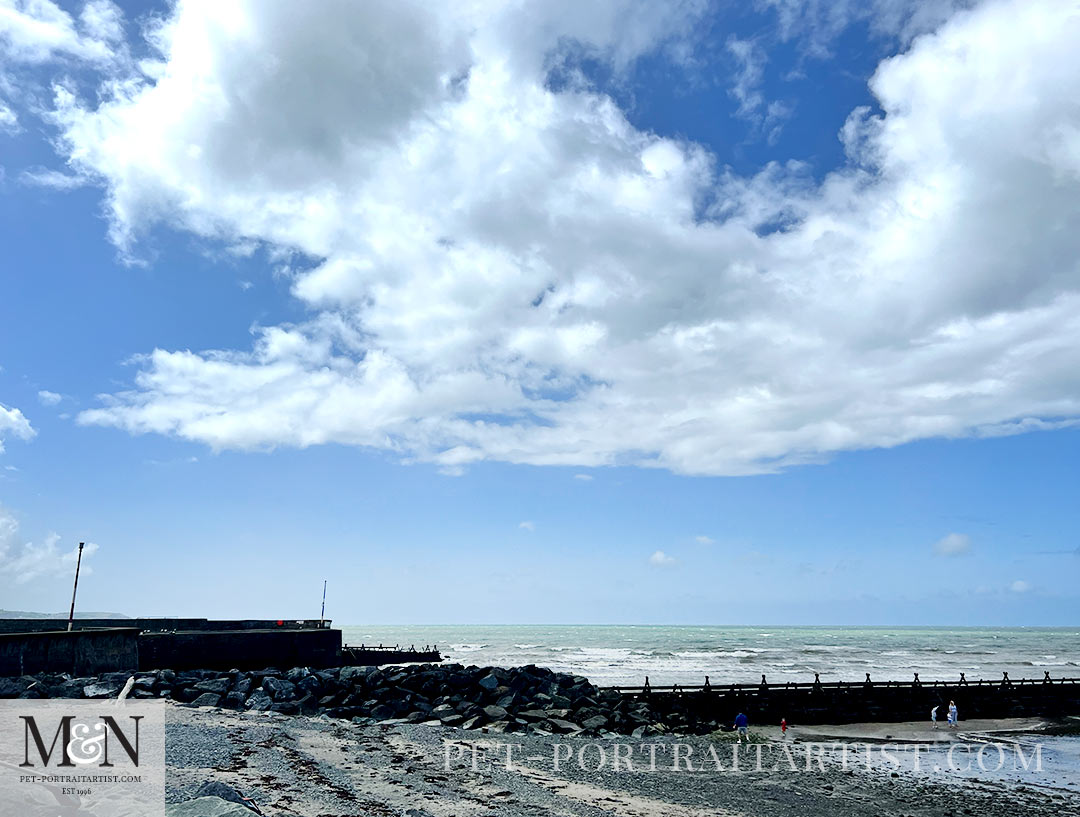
(0, 610, 130, 619)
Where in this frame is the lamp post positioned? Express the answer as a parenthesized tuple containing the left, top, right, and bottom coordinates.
(67, 542, 84, 632)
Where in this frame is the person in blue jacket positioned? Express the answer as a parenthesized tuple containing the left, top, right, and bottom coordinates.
(734, 712, 749, 743)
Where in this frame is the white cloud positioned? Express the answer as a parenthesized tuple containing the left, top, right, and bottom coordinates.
(573, 473, 594, 481)
(1010, 579, 1032, 593)
(933, 532, 970, 557)
(519, 520, 535, 531)
(725, 36, 793, 143)
(0, 0, 123, 64)
(37, 389, 62, 405)
(0, 507, 97, 584)
(34, 0, 1080, 477)
(20, 167, 89, 190)
(761, 0, 973, 56)
(695, 534, 714, 544)
(649, 549, 676, 566)
(0, 98, 17, 131)
(0, 401, 34, 453)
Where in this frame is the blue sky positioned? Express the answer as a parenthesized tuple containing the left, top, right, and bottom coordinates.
(1, 0, 1078, 624)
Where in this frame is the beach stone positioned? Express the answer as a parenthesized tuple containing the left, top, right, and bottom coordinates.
(546, 718, 582, 734)
(482, 704, 508, 721)
(194, 781, 254, 808)
(581, 715, 608, 731)
(263, 677, 296, 700)
(0, 677, 31, 697)
(245, 691, 273, 711)
(83, 683, 120, 698)
(193, 678, 229, 695)
(166, 796, 254, 817)
(190, 693, 222, 707)
(222, 691, 246, 709)
(478, 673, 499, 691)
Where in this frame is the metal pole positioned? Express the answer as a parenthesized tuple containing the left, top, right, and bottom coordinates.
(67, 542, 85, 632)
(320, 580, 327, 626)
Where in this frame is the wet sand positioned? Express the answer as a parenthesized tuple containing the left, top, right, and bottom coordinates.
(789, 717, 1051, 743)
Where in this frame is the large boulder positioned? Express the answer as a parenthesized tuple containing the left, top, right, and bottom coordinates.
(0, 677, 32, 698)
(166, 797, 254, 817)
(245, 691, 273, 711)
(482, 705, 508, 722)
(83, 682, 120, 698)
(262, 677, 296, 701)
(193, 679, 229, 695)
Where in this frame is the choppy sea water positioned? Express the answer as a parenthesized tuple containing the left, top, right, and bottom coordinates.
(337, 625, 1080, 686)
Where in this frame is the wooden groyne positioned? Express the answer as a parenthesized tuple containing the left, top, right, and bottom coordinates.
(604, 672, 1080, 726)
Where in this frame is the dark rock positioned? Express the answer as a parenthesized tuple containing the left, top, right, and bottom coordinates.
(0, 677, 32, 697)
(194, 679, 229, 695)
(262, 677, 296, 701)
(482, 704, 508, 721)
(581, 715, 608, 731)
(83, 683, 120, 698)
(194, 781, 254, 809)
(222, 691, 246, 709)
(190, 693, 222, 707)
(478, 673, 499, 691)
(245, 691, 273, 711)
(546, 718, 583, 734)
(285, 667, 310, 683)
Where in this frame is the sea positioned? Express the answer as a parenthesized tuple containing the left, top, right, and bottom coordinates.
(337, 625, 1080, 687)
(340, 624, 1080, 793)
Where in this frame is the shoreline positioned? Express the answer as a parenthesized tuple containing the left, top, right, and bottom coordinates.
(164, 703, 1078, 817)
(2, 660, 1077, 814)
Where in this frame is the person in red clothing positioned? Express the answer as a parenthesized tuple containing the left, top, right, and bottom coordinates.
(781, 717, 788, 738)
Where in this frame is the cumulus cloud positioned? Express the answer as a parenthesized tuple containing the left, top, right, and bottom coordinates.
(649, 549, 676, 566)
(933, 532, 970, 557)
(1010, 579, 1032, 593)
(0, 0, 124, 64)
(0, 507, 97, 584)
(0, 401, 34, 453)
(519, 520, 535, 532)
(36, 389, 62, 405)
(34, 0, 1080, 477)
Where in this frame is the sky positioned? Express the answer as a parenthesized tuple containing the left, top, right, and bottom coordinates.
(0, 0, 1078, 626)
